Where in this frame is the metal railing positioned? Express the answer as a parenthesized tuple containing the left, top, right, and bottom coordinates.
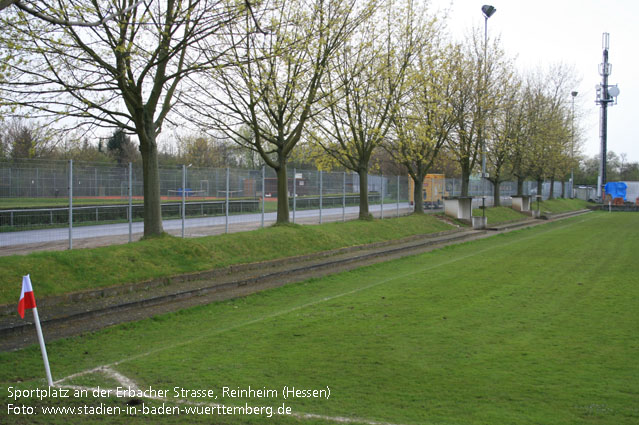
(0, 159, 411, 251)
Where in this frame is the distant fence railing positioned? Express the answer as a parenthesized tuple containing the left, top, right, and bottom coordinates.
(0, 158, 578, 252)
(0, 159, 412, 251)
(0, 200, 265, 230)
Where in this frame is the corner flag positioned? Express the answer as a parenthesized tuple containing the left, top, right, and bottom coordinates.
(18, 275, 37, 319)
(18, 275, 53, 386)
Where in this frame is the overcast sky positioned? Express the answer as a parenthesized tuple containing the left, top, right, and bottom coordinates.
(430, 0, 639, 162)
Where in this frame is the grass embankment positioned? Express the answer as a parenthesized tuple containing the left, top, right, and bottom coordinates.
(472, 206, 527, 224)
(472, 199, 593, 225)
(1, 212, 637, 424)
(0, 214, 451, 305)
(535, 198, 592, 213)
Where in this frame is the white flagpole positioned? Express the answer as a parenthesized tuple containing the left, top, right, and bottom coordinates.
(31, 307, 53, 387)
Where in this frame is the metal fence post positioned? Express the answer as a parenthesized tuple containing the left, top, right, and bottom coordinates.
(261, 166, 265, 228)
(68, 159, 73, 250)
(342, 171, 346, 222)
(225, 167, 229, 233)
(366, 172, 369, 217)
(408, 175, 411, 208)
(181, 164, 186, 238)
(293, 168, 296, 224)
(380, 171, 384, 220)
(397, 175, 400, 218)
(128, 162, 132, 243)
(319, 170, 323, 224)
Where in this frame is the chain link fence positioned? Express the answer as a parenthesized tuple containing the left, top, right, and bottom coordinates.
(0, 159, 412, 252)
(442, 178, 573, 208)
(0, 158, 573, 253)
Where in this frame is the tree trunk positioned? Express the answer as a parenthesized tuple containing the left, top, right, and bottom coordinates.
(412, 173, 425, 214)
(549, 177, 555, 200)
(358, 169, 371, 219)
(276, 165, 290, 224)
(492, 180, 501, 207)
(516, 176, 524, 196)
(460, 163, 470, 197)
(536, 179, 543, 199)
(140, 134, 164, 237)
(561, 180, 566, 198)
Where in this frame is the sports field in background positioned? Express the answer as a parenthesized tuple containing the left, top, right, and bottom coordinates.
(1, 211, 637, 424)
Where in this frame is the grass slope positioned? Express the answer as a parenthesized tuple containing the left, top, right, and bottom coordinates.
(536, 198, 592, 213)
(0, 214, 451, 305)
(1, 212, 637, 424)
(472, 206, 527, 224)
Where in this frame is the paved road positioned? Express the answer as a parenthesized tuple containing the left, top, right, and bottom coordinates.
(0, 203, 414, 252)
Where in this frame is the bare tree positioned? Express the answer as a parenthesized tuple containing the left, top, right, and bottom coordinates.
(1, 0, 244, 237)
(386, 38, 456, 214)
(310, 0, 427, 219)
(0, 0, 145, 26)
(485, 72, 520, 206)
(447, 31, 509, 197)
(183, 0, 369, 223)
(522, 65, 576, 198)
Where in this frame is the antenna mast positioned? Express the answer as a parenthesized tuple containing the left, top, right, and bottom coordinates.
(595, 33, 620, 200)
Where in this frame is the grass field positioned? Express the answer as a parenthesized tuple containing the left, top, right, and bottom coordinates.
(1, 211, 637, 424)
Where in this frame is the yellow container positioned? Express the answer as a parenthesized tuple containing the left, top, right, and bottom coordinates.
(408, 174, 447, 207)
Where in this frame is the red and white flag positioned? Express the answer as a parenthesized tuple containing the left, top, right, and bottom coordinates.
(16, 274, 53, 386)
(18, 274, 37, 319)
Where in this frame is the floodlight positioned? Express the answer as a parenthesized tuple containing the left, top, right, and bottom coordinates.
(482, 5, 496, 18)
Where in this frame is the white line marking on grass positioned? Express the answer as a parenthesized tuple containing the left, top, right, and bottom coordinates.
(54, 365, 139, 389)
(57, 367, 407, 425)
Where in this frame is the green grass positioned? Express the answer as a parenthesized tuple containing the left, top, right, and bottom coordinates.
(535, 198, 592, 213)
(1, 211, 637, 424)
(0, 198, 153, 209)
(0, 214, 452, 305)
(0, 197, 268, 209)
(0, 194, 401, 210)
(472, 206, 527, 224)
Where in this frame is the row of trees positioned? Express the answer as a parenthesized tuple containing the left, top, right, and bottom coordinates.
(1, 0, 585, 236)
(576, 151, 639, 184)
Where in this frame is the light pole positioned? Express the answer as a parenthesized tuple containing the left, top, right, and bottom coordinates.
(570, 91, 578, 198)
(481, 5, 496, 198)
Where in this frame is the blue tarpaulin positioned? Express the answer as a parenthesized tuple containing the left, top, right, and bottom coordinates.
(604, 182, 627, 201)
